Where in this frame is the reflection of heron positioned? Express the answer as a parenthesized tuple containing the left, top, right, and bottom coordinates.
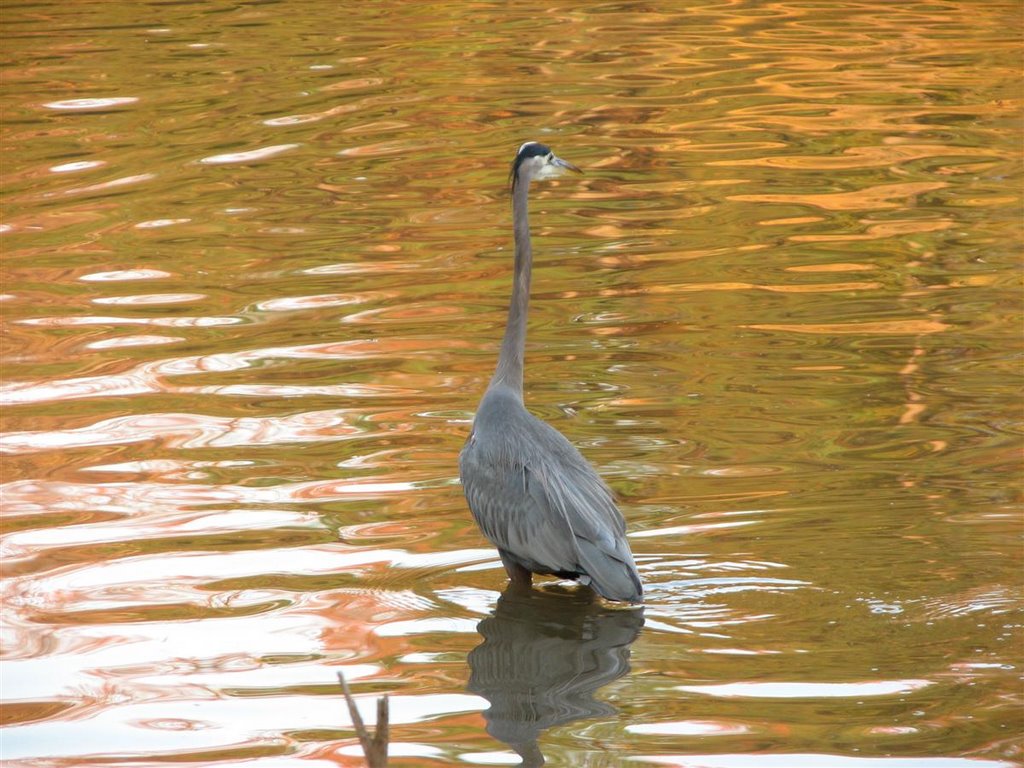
(467, 585, 644, 766)
(460, 142, 643, 604)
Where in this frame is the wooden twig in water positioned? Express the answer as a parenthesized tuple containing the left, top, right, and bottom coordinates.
(337, 670, 389, 767)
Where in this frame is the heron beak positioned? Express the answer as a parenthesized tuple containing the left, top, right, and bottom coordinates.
(553, 155, 583, 174)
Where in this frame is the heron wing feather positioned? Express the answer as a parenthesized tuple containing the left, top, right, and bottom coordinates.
(460, 410, 642, 603)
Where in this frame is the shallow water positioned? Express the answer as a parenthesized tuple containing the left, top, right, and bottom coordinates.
(1, 1, 1021, 766)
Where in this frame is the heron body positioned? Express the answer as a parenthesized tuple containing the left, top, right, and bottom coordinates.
(459, 142, 643, 604)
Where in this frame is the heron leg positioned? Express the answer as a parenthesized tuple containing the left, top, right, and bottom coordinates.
(498, 550, 533, 587)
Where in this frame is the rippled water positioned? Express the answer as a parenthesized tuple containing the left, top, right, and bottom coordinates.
(2, 1, 1021, 766)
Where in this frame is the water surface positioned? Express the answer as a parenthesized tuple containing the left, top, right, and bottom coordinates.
(2, 1, 1021, 766)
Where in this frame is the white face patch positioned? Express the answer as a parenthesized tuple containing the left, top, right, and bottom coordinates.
(533, 154, 568, 181)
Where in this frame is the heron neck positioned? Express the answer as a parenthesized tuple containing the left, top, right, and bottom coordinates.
(490, 179, 532, 397)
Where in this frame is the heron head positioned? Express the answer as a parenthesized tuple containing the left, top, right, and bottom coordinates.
(509, 141, 581, 191)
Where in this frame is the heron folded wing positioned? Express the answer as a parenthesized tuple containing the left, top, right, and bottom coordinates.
(459, 409, 642, 603)
(526, 459, 643, 603)
(460, 448, 579, 575)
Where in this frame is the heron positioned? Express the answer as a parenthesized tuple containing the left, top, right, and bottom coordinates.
(459, 141, 643, 604)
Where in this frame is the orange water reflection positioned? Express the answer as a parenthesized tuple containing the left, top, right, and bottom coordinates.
(2, 0, 1021, 765)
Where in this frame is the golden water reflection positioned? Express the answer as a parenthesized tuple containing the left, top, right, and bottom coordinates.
(1, 0, 1021, 766)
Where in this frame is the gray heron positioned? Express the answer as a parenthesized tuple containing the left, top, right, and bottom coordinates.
(459, 141, 643, 604)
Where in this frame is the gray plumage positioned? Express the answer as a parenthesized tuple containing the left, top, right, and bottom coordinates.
(459, 142, 643, 604)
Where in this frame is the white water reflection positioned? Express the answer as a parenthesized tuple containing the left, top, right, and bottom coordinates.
(677, 680, 932, 699)
(0, 338, 441, 405)
(53, 172, 155, 197)
(0, 477, 422, 517)
(134, 218, 192, 229)
(636, 756, 1018, 768)
(80, 268, 173, 281)
(627, 721, 749, 736)
(17, 315, 243, 328)
(50, 160, 107, 173)
(0, 409, 364, 453)
(2, 693, 487, 761)
(1, 509, 319, 557)
(199, 144, 300, 165)
(92, 293, 206, 305)
(86, 335, 184, 349)
(43, 97, 139, 110)
(5, 543, 495, 601)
